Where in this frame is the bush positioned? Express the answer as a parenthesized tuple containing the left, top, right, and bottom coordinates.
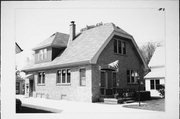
(158, 84, 165, 98)
(135, 91, 151, 101)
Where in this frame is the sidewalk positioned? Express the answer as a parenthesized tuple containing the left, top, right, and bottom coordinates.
(16, 95, 154, 113)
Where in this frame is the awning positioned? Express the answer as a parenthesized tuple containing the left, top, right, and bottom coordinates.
(99, 65, 117, 71)
(23, 74, 34, 79)
(145, 67, 165, 79)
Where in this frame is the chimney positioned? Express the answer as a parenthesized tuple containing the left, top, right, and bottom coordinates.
(69, 21, 76, 42)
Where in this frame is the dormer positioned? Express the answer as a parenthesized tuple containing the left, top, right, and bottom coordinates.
(32, 32, 69, 64)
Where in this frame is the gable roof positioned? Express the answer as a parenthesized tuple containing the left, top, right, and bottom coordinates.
(23, 23, 148, 71)
(32, 32, 69, 50)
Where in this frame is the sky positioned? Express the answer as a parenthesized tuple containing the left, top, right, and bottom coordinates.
(15, 2, 165, 69)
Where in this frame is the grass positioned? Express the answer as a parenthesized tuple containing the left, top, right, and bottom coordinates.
(123, 97, 165, 111)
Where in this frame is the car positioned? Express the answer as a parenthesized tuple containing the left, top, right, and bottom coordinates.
(16, 98, 22, 113)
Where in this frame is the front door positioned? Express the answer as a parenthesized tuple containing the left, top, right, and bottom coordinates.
(29, 79, 34, 97)
(100, 70, 116, 96)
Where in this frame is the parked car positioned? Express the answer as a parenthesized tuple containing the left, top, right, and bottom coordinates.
(16, 98, 22, 113)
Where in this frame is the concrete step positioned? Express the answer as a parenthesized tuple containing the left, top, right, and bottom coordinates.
(102, 97, 136, 104)
(103, 98, 118, 104)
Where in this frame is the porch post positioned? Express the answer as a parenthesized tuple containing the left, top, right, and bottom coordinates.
(24, 78, 30, 98)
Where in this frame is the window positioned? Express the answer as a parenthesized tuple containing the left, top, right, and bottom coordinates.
(122, 42, 126, 54)
(150, 79, 160, 90)
(114, 39, 118, 53)
(114, 39, 126, 55)
(56, 70, 61, 83)
(118, 40, 122, 54)
(67, 69, 71, 83)
(56, 69, 71, 84)
(127, 70, 138, 84)
(80, 68, 86, 86)
(62, 70, 66, 83)
(37, 49, 47, 61)
(38, 72, 45, 85)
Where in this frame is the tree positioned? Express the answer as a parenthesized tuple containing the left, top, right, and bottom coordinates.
(139, 42, 157, 64)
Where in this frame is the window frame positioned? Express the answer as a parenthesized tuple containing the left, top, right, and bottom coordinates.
(150, 79, 160, 90)
(127, 69, 139, 84)
(79, 68, 86, 86)
(56, 69, 71, 85)
(113, 38, 127, 55)
(37, 71, 45, 86)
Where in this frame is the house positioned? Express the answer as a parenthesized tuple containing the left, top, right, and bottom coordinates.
(144, 44, 165, 97)
(15, 43, 25, 94)
(22, 21, 148, 102)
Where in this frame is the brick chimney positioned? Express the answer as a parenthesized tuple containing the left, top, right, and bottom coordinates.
(69, 21, 76, 43)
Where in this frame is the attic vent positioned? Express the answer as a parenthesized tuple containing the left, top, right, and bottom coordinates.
(80, 22, 103, 32)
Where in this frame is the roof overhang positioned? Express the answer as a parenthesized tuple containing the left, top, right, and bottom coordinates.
(22, 60, 91, 72)
(91, 30, 149, 71)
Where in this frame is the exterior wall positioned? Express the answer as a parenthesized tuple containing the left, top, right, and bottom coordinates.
(145, 78, 165, 97)
(28, 65, 92, 102)
(52, 48, 64, 60)
(92, 35, 145, 100)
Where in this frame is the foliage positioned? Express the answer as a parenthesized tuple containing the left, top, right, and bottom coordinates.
(158, 84, 165, 98)
(139, 42, 157, 64)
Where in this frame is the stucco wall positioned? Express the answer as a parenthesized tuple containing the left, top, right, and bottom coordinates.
(29, 65, 92, 102)
(92, 36, 145, 100)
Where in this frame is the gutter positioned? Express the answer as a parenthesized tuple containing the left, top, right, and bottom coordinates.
(22, 60, 92, 72)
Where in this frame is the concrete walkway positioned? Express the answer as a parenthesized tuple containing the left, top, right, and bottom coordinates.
(16, 95, 153, 113)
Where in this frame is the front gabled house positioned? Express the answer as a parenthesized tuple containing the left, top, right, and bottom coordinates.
(22, 21, 148, 102)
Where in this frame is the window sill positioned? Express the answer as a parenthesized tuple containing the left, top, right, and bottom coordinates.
(37, 84, 45, 86)
(114, 53, 127, 56)
(56, 83, 71, 86)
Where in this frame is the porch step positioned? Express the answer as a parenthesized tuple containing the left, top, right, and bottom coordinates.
(101, 97, 136, 104)
(103, 98, 118, 104)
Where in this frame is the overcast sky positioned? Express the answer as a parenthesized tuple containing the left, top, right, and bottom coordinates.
(15, 6, 165, 51)
(14, 2, 166, 69)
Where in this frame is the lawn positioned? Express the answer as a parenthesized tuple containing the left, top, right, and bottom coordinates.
(123, 97, 165, 111)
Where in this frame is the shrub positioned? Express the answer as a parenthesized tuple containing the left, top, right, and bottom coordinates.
(135, 91, 151, 101)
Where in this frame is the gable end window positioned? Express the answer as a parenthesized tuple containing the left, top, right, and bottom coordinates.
(114, 39, 126, 55)
(80, 68, 86, 86)
(38, 72, 45, 85)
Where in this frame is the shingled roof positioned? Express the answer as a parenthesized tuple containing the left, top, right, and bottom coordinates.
(32, 32, 69, 50)
(23, 23, 148, 71)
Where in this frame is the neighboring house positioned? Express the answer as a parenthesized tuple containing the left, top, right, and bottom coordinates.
(144, 45, 165, 97)
(16, 43, 25, 95)
(22, 21, 148, 102)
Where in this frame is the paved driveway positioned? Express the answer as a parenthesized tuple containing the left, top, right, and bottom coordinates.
(16, 95, 155, 113)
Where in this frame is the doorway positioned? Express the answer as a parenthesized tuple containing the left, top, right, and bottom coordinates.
(100, 70, 116, 96)
(29, 79, 34, 97)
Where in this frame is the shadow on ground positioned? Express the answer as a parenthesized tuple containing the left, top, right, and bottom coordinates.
(16, 106, 59, 113)
(123, 97, 165, 112)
